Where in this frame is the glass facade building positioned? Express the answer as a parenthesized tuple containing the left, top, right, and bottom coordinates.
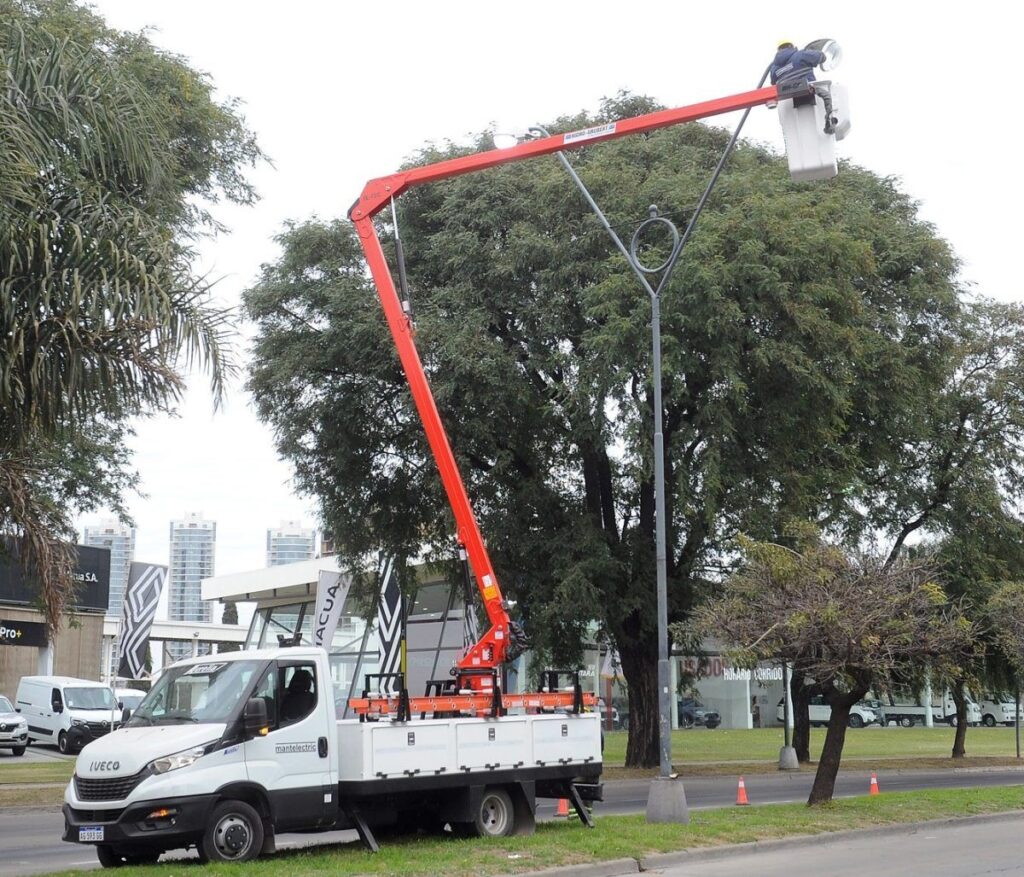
(266, 521, 316, 567)
(82, 519, 135, 618)
(167, 514, 216, 660)
(243, 577, 474, 717)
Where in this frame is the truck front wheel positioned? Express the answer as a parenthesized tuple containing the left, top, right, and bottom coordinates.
(200, 800, 264, 863)
(473, 787, 514, 838)
(899, 716, 914, 728)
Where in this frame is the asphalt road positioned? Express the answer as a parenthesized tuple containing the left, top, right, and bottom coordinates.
(654, 813, 1024, 876)
(1, 768, 1022, 877)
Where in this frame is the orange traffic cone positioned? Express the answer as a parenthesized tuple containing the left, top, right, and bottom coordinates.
(869, 772, 880, 796)
(556, 797, 570, 817)
(735, 776, 749, 806)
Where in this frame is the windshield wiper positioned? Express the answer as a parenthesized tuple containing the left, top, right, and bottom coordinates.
(155, 714, 200, 724)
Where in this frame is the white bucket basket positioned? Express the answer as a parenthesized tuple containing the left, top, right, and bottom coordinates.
(778, 83, 850, 182)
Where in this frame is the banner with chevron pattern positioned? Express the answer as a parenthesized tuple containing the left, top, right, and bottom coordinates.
(117, 562, 166, 679)
(376, 556, 403, 695)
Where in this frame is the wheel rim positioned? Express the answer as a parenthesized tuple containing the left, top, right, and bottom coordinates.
(213, 813, 254, 860)
(479, 793, 511, 836)
(58, 733, 67, 753)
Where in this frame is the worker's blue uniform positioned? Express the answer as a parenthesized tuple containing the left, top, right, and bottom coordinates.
(770, 47, 826, 85)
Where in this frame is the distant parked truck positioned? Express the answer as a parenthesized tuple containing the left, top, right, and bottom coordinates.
(976, 693, 1023, 727)
(775, 696, 881, 728)
(879, 690, 981, 727)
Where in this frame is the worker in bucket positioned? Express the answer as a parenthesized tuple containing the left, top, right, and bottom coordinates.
(770, 41, 837, 135)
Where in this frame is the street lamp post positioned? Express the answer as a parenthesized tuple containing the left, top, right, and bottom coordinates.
(525, 73, 769, 820)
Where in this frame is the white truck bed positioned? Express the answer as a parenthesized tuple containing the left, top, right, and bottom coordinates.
(336, 713, 601, 781)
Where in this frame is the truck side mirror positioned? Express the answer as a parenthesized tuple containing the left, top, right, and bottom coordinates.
(51, 699, 63, 714)
(117, 700, 124, 710)
(243, 697, 269, 737)
(121, 708, 132, 723)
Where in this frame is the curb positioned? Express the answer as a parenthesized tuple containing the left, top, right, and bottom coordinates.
(502, 810, 1024, 877)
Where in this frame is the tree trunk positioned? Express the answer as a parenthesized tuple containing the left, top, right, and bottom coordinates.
(807, 683, 869, 805)
(951, 682, 968, 758)
(790, 669, 813, 763)
(618, 639, 659, 768)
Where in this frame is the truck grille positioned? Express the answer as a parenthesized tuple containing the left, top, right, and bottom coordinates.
(74, 770, 146, 802)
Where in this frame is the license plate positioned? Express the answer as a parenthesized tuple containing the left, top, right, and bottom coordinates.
(79, 826, 104, 842)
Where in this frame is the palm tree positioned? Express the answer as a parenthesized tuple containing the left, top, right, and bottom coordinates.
(1, 16, 236, 631)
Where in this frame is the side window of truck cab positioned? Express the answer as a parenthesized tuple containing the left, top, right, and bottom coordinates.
(279, 664, 317, 727)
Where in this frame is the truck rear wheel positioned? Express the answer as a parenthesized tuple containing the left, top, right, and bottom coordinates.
(200, 800, 264, 863)
(899, 716, 914, 728)
(473, 787, 514, 838)
(848, 714, 864, 728)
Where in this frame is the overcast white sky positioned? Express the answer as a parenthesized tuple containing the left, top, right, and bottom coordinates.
(78, 1, 1021, 603)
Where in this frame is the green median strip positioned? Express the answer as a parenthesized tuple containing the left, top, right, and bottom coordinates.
(0, 762, 75, 785)
(26, 785, 1024, 877)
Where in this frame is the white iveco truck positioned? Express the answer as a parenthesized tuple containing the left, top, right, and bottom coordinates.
(62, 647, 602, 866)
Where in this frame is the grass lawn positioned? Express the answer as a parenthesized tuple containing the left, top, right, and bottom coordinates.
(602, 726, 1024, 767)
(0, 760, 75, 785)
(30, 785, 1024, 877)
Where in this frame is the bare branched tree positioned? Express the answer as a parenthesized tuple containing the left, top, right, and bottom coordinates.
(686, 527, 975, 804)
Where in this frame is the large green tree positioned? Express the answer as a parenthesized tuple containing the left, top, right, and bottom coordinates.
(1, 0, 263, 629)
(246, 94, 964, 766)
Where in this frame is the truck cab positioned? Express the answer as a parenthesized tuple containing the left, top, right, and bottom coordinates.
(63, 647, 602, 867)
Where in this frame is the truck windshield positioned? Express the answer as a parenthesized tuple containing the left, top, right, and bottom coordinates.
(64, 687, 115, 710)
(0, 696, 13, 712)
(129, 660, 262, 726)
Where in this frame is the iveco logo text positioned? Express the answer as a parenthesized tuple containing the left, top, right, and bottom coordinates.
(89, 761, 120, 771)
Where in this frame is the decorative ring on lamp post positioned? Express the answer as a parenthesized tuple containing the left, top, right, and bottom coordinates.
(629, 207, 681, 279)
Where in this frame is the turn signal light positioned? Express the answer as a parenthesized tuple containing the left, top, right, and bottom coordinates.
(146, 807, 178, 820)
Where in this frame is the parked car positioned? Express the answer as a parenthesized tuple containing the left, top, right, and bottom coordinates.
(16, 675, 120, 753)
(677, 697, 721, 729)
(114, 688, 146, 713)
(597, 698, 622, 729)
(977, 693, 1023, 727)
(776, 695, 881, 728)
(0, 694, 28, 756)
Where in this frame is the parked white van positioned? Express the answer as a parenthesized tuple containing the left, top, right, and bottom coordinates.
(977, 693, 1023, 727)
(16, 676, 120, 754)
(114, 689, 146, 713)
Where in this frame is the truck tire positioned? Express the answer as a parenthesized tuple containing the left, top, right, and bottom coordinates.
(898, 716, 914, 728)
(848, 714, 864, 729)
(11, 745, 26, 756)
(57, 731, 71, 754)
(473, 787, 514, 838)
(983, 714, 996, 727)
(199, 800, 264, 862)
(947, 715, 959, 728)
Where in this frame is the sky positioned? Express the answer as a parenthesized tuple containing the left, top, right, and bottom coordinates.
(77, 1, 1022, 612)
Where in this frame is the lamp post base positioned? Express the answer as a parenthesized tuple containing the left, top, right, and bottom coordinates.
(646, 775, 690, 824)
(778, 745, 800, 770)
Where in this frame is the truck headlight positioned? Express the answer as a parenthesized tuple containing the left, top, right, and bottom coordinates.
(71, 719, 87, 727)
(149, 745, 208, 775)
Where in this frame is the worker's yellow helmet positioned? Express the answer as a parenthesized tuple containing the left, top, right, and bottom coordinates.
(777, 40, 795, 49)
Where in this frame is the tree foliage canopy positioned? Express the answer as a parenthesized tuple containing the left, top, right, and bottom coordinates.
(246, 93, 975, 766)
(0, 0, 263, 628)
